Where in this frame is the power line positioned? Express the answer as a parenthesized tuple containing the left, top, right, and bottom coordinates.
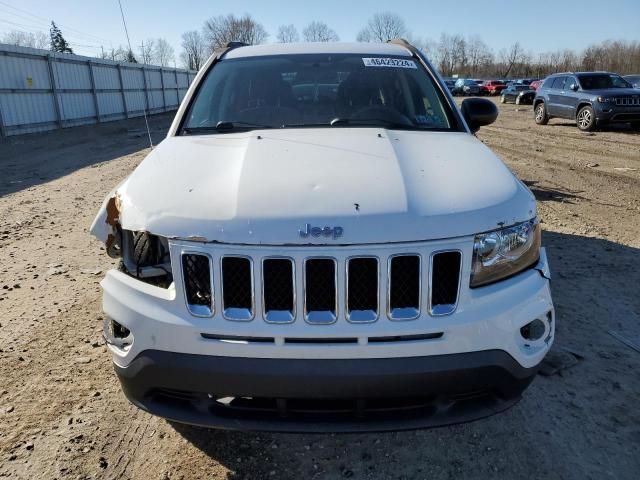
(117, 0, 153, 149)
(0, 0, 115, 46)
(0, 18, 105, 49)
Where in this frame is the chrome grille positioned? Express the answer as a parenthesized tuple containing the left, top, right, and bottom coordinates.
(430, 251, 462, 316)
(304, 258, 337, 324)
(346, 257, 379, 322)
(182, 253, 213, 316)
(388, 255, 421, 320)
(180, 247, 463, 322)
(615, 96, 640, 106)
(262, 258, 295, 323)
(221, 256, 254, 320)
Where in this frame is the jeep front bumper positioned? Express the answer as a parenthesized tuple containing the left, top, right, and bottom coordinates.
(101, 240, 554, 431)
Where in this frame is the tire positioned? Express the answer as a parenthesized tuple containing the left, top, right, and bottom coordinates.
(132, 231, 158, 267)
(534, 102, 548, 125)
(576, 105, 596, 131)
(515, 96, 521, 105)
(500, 95, 506, 104)
(630, 123, 640, 132)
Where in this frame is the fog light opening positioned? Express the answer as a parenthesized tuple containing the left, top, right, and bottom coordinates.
(520, 318, 546, 342)
(103, 317, 133, 351)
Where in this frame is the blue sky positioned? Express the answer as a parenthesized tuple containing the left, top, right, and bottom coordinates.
(1, 0, 639, 61)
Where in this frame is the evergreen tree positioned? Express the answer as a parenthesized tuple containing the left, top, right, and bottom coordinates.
(125, 49, 137, 63)
(49, 22, 73, 53)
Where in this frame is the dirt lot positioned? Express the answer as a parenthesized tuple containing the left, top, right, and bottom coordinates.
(1, 100, 639, 480)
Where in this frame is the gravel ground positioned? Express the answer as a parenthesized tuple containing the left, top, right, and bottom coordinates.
(1, 100, 639, 480)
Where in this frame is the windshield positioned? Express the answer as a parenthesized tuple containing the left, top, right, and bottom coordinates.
(181, 53, 457, 133)
(578, 74, 632, 90)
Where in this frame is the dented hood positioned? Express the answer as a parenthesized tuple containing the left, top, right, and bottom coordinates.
(91, 128, 536, 245)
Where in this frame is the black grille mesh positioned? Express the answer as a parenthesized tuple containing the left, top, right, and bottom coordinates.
(389, 255, 420, 309)
(347, 258, 378, 312)
(182, 254, 212, 307)
(305, 259, 336, 312)
(263, 259, 294, 312)
(222, 257, 252, 310)
(431, 252, 461, 306)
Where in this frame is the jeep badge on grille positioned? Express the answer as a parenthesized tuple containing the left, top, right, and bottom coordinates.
(299, 224, 344, 239)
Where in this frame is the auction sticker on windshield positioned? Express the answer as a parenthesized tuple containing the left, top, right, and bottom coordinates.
(362, 57, 417, 69)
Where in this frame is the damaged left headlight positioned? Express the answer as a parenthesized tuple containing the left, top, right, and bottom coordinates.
(470, 219, 540, 287)
(119, 230, 173, 288)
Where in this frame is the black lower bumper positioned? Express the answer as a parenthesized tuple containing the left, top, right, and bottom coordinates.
(114, 350, 539, 432)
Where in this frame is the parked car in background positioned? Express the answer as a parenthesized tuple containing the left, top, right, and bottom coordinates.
(481, 80, 507, 96)
(515, 79, 533, 86)
(529, 79, 543, 91)
(623, 75, 640, 88)
(501, 85, 535, 105)
(444, 79, 456, 93)
(534, 72, 640, 131)
(453, 78, 481, 96)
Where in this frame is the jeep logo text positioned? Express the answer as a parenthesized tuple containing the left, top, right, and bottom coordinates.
(299, 223, 343, 240)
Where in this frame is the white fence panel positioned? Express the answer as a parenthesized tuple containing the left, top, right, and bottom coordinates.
(0, 44, 196, 136)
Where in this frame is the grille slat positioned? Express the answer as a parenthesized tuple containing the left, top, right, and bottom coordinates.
(221, 256, 254, 320)
(304, 258, 337, 324)
(430, 251, 462, 316)
(347, 257, 378, 322)
(388, 255, 421, 320)
(263, 258, 295, 323)
(182, 253, 213, 316)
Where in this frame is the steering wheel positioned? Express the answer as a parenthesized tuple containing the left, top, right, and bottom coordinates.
(350, 105, 414, 126)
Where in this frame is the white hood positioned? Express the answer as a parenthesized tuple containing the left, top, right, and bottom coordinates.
(92, 128, 536, 245)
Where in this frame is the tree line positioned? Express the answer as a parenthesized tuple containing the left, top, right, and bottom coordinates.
(2, 12, 639, 77)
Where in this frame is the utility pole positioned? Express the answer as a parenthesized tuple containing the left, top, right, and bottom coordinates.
(139, 40, 145, 64)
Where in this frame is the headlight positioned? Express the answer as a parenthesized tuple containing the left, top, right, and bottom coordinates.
(470, 219, 541, 287)
(597, 96, 615, 103)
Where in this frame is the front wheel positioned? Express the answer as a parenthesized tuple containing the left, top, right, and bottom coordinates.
(515, 96, 521, 105)
(500, 95, 506, 104)
(576, 106, 596, 131)
(534, 102, 548, 125)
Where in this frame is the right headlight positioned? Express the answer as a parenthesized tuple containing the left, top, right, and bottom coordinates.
(470, 219, 541, 287)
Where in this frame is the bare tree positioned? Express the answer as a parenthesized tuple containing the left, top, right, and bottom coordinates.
(357, 12, 406, 42)
(138, 39, 155, 64)
(180, 31, 205, 70)
(203, 14, 268, 51)
(302, 21, 339, 42)
(276, 24, 299, 43)
(436, 33, 467, 77)
(154, 38, 175, 67)
(1, 30, 48, 49)
(100, 46, 128, 62)
(498, 42, 523, 77)
(466, 35, 493, 77)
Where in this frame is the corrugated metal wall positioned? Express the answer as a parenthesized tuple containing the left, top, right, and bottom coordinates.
(0, 44, 198, 136)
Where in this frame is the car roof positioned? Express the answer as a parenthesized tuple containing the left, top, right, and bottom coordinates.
(549, 71, 614, 77)
(224, 42, 412, 59)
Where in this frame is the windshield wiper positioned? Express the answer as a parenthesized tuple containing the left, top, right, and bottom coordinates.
(282, 118, 425, 130)
(328, 117, 425, 130)
(182, 121, 273, 135)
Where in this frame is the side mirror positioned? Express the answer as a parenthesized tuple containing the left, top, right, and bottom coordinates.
(570, 83, 579, 91)
(461, 98, 498, 133)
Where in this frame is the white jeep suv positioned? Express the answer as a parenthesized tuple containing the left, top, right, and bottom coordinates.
(91, 40, 554, 432)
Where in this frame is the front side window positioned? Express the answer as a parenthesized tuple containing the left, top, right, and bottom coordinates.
(577, 74, 632, 90)
(562, 77, 577, 90)
(182, 54, 457, 133)
(551, 76, 566, 89)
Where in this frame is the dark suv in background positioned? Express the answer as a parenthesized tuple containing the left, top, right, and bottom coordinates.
(533, 72, 640, 131)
